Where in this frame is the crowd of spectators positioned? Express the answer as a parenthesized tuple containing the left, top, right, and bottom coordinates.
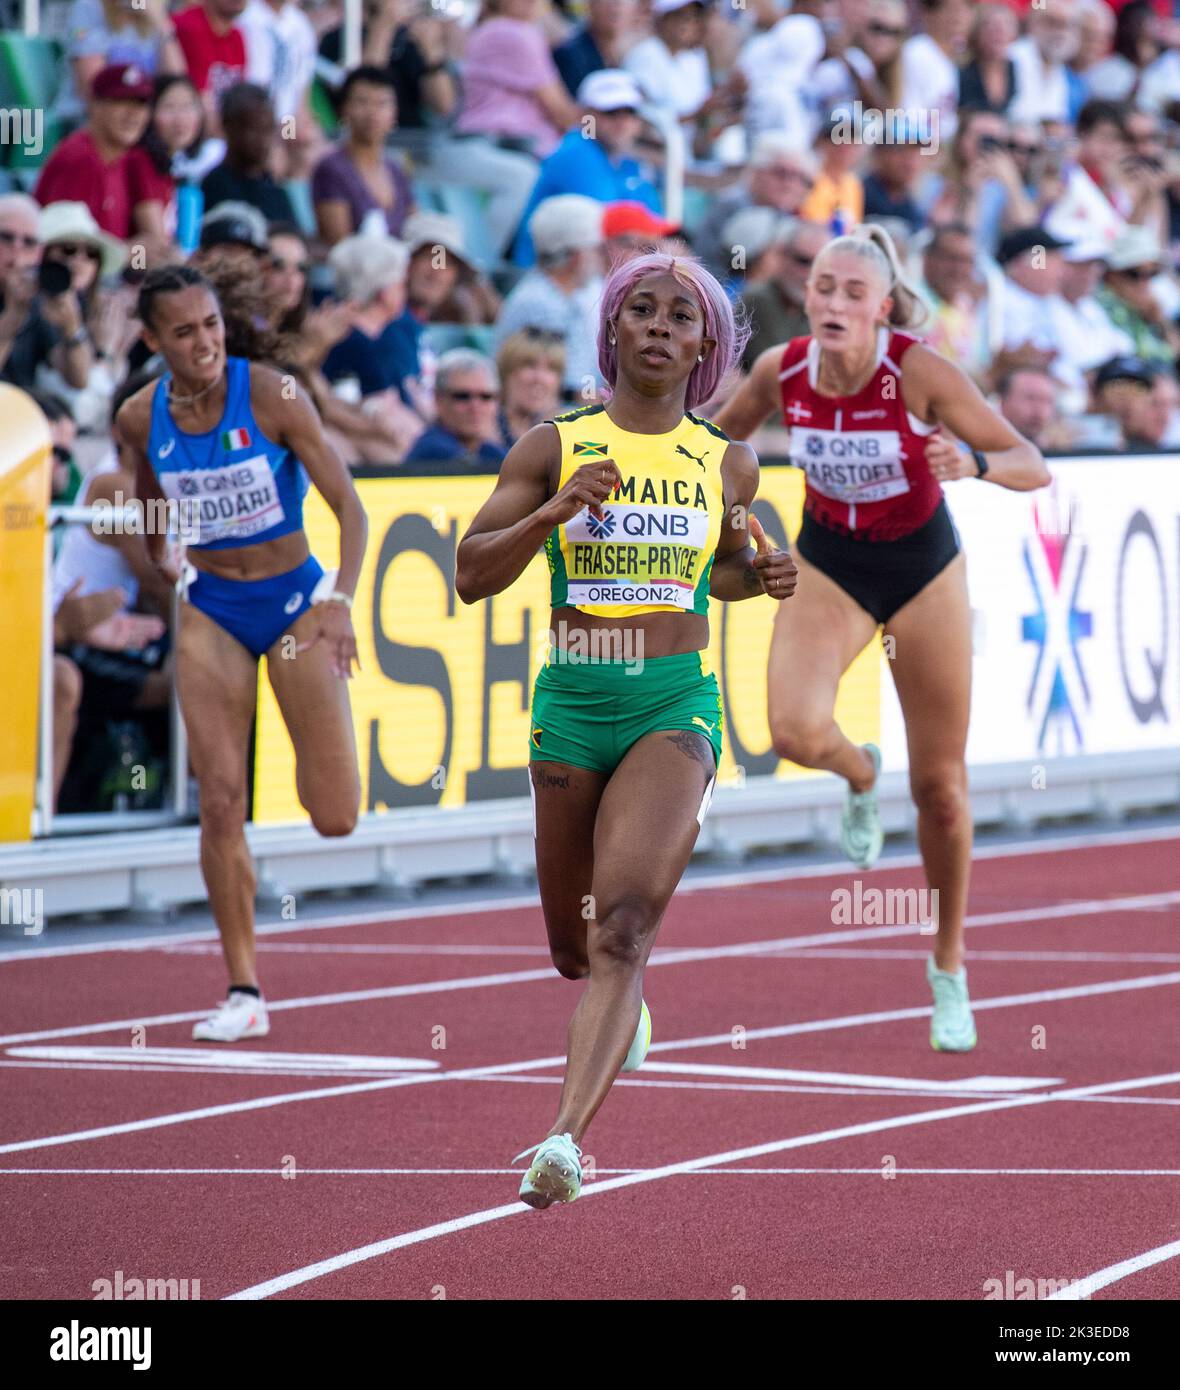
(4, 0, 1180, 808)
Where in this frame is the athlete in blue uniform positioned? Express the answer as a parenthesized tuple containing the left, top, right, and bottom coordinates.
(117, 265, 369, 1041)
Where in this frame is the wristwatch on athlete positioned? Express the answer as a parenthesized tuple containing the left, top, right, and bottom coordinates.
(971, 449, 989, 479)
(64, 326, 90, 349)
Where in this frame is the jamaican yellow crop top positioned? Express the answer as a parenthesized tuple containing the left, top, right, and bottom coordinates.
(544, 403, 729, 618)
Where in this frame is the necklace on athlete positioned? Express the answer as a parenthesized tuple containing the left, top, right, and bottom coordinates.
(167, 368, 225, 409)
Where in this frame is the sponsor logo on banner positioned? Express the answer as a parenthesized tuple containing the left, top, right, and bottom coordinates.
(789, 427, 911, 504)
(1021, 493, 1093, 752)
(250, 470, 884, 820)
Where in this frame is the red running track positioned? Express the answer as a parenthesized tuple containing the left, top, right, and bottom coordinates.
(1, 828, 1179, 1301)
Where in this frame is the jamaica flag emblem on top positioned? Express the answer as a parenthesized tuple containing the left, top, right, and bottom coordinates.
(573, 441, 610, 458)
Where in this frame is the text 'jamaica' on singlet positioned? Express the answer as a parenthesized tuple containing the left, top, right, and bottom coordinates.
(778, 327, 943, 542)
(147, 355, 308, 551)
(545, 403, 727, 619)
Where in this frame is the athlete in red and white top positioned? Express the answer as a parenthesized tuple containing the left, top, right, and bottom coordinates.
(715, 224, 1050, 1053)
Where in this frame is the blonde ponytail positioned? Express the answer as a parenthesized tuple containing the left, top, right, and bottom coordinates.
(817, 223, 929, 330)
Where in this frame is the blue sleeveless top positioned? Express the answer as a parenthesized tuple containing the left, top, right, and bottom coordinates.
(147, 356, 308, 551)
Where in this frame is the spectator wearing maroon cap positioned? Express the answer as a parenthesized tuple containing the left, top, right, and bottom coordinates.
(173, 0, 249, 129)
(35, 63, 153, 240)
(512, 69, 661, 268)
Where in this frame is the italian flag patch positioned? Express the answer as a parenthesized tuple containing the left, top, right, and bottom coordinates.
(222, 427, 251, 451)
(573, 440, 609, 457)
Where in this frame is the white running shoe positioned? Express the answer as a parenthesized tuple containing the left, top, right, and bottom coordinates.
(927, 956, 977, 1053)
(192, 990, 269, 1042)
(841, 742, 884, 869)
(514, 1133, 583, 1209)
(621, 999, 652, 1072)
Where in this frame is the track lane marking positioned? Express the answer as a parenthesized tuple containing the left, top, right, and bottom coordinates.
(3, 969, 1178, 1155)
(3, 891, 1178, 1048)
(1046, 1238, 1180, 1299)
(224, 1069, 1180, 1299)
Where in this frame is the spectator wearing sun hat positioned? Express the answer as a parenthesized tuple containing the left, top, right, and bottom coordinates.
(402, 210, 501, 327)
(1094, 224, 1180, 366)
(35, 63, 154, 239)
(512, 69, 662, 267)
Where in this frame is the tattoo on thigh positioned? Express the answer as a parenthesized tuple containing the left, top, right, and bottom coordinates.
(666, 729, 715, 774)
(534, 768, 571, 790)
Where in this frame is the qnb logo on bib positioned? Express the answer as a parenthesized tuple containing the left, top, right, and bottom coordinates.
(161, 456, 285, 543)
(791, 427, 911, 505)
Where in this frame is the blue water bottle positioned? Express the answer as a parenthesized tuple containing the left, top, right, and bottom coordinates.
(830, 209, 848, 237)
(176, 182, 203, 256)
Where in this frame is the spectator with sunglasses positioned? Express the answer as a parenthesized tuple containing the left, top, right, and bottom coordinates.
(921, 109, 1036, 256)
(698, 134, 818, 280)
(859, 0, 906, 107)
(403, 349, 507, 466)
(0, 195, 93, 394)
(1095, 223, 1180, 363)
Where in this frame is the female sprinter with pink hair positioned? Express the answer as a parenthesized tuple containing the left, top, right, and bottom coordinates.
(457, 251, 798, 1208)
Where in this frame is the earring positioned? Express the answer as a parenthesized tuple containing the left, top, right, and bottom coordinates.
(697, 352, 705, 361)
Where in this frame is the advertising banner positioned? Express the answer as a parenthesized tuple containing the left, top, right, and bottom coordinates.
(252, 466, 883, 821)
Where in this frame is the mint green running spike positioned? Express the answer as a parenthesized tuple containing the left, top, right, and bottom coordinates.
(841, 742, 883, 869)
(621, 999, 651, 1073)
(514, 1132, 583, 1209)
(927, 955, 978, 1052)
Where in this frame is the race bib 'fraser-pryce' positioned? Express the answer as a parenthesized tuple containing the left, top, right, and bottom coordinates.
(545, 404, 728, 619)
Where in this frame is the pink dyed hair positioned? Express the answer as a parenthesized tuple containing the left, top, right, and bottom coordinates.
(597, 250, 748, 411)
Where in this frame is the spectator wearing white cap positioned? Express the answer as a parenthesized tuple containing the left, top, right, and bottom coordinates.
(494, 194, 605, 396)
(554, 0, 639, 97)
(512, 69, 662, 267)
(1094, 224, 1180, 366)
(1058, 234, 1134, 369)
(697, 133, 818, 277)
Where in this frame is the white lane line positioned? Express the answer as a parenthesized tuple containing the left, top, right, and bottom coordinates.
(163, 942, 556, 957)
(1046, 1238, 1180, 1300)
(777, 949, 1180, 965)
(225, 1069, 1180, 1299)
(645, 969, 1180, 1054)
(5, 823, 1178, 964)
(4, 969, 1179, 1155)
(637, 1063, 1063, 1092)
(5, 1046, 440, 1074)
(4, 1166, 1180, 1178)
(5, 889, 1177, 1049)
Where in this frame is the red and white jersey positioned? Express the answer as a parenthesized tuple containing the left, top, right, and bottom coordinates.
(778, 329, 942, 541)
